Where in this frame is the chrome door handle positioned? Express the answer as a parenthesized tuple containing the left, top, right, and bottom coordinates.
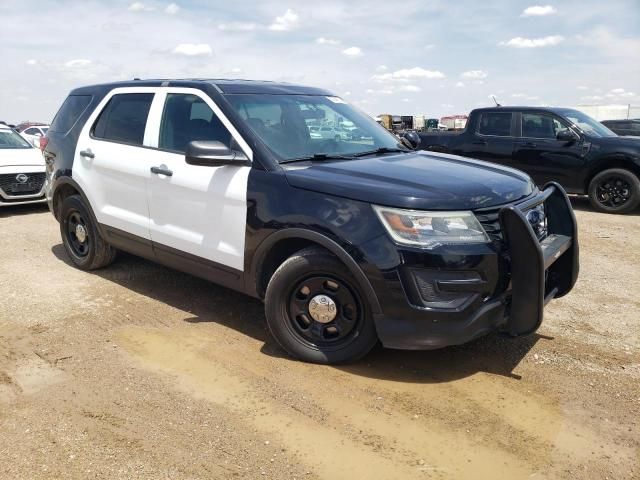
(79, 149, 95, 159)
(151, 166, 173, 176)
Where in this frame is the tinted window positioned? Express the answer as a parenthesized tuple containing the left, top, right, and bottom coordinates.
(159, 94, 232, 153)
(24, 127, 40, 135)
(50, 95, 92, 133)
(478, 112, 512, 136)
(92, 93, 153, 145)
(522, 113, 567, 139)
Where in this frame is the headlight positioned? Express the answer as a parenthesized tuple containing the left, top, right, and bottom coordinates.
(373, 206, 489, 248)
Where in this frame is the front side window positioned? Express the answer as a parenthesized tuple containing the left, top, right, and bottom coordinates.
(556, 108, 616, 138)
(522, 113, 567, 139)
(159, 94, 232, 153)
(226, 94, 400, 161)
(92, 93, 154, 145)
(0, 129, 32, 149)
(478, 112, 513, 137)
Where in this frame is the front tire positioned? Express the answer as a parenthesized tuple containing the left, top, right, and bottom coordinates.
(264, 247, 378, 364)
(588, 168, 640, 214)
(60, 195, 117, 270)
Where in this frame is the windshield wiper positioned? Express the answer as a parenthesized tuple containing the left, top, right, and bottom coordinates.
(281, 153, 355, 164)
(350, 147, 409, 158)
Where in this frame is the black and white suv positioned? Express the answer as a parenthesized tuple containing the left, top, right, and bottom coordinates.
(44, 79, 579, 364)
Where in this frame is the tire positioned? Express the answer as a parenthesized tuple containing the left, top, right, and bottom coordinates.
(264, 247, 378, 364)
(59, 195, 117, 270)
(588, 168, 640, 214)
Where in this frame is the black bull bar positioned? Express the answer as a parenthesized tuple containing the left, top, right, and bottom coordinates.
(499, 182, 579, 337)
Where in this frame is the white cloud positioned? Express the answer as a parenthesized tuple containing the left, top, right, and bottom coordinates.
(461, 70, 488, 79)
(316, 37, 340, 45)
(577, 86, 589, 90)
(218, 22, 256, 31)
(128, 2, 154, 12)
(521, 5, 557, 17)
(500, 35, 564, 48)
(269, 9, 299, 31)
(402, 98, 410, 102)
(375, 65, 388, 72)
(399, 85, 421, 92)
(342, 46, 362, 57)
(372, 67, 445, 82)
(581, 95, 604, 101)
(610, 88, 625, 94)
(424, 44, 435, 50)
(171, 43, 212, 56)
(64, 59, 92, 68)
(165, 3, 179, 14)
(455, 81, 465, 87)
(26, 59, 37, 66)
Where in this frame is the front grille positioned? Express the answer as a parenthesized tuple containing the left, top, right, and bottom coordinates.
(475, 198, 547, 243)
(0, 172, 46, 196)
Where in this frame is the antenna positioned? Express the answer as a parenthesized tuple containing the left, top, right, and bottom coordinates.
(491, 95, 501, 107)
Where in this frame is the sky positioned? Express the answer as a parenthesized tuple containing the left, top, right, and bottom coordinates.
(0, 0, 639, 123)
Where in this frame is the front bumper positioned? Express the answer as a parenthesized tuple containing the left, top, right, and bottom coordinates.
(366, 182, 579, 350)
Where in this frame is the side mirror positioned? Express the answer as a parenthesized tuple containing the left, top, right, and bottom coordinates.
(556, 129, 579, 143)
(399, 131, 421, 150)
(185, 140, 250, 167)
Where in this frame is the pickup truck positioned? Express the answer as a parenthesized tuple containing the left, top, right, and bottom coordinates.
(419, 107, 640, 213)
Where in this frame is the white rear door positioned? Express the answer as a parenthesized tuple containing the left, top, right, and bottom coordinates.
(73, 88, 157, 239)
(144, 88, 252, 271)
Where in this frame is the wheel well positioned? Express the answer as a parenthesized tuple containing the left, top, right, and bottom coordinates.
(586, 159, 640, 191)
(52, 183, 80, 220)
(256, 238, 326, 298)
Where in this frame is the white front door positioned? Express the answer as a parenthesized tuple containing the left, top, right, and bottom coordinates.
(73, 87, 157, 239)
(144, 88, 253, 271)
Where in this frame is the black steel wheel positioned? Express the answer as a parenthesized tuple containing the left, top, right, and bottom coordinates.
(287, 275, 362, 347)
(265, 247, 378, 364)
(588, 168, 640, 214)
(66, 210, 91, 258)
(60, 195, 117, 270)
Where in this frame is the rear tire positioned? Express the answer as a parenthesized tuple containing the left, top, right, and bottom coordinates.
(264, 247, 378, 364)
(588, 168, 640, 214)
(60, 195, 117, 270)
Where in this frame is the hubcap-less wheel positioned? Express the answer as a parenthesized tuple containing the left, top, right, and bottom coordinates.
(66, 211, 90, 257)
(288, 276, 361, 346)
(595, 176, 632, 208)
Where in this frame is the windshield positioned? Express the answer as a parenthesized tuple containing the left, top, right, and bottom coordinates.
(225, 94, 403, 161)
(557, 109, 617, 138)
(0, 129, 33, 149)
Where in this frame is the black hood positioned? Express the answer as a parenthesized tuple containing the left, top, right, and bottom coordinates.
(283, 151, 535, 210)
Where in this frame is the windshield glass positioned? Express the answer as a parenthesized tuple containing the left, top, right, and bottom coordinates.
(557, 109, 617, 138)
(0, 129, 33, 149)
(225, 94, 403, 161)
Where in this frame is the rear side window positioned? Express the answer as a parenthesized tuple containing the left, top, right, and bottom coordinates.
(92, 93, 154, 146)
(478, 112, 513, 137)
(49, 95, 92, 133)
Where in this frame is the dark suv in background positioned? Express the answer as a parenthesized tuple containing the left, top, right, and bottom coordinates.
(601, 119, 640, 137)
(419, 107, 640, 214)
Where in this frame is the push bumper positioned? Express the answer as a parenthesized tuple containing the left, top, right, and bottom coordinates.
(371, 182, 579, 349)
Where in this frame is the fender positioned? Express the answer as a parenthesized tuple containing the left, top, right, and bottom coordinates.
(49, 175, 108, 237)
(585, 153, 640, 187)
(248, 228, 382, 314)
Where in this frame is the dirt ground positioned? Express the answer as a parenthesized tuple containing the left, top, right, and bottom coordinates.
(0, 198, 638, 480)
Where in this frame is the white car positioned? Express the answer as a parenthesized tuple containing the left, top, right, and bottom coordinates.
(19, 124, 49, 148)
(0, 124, 47, 206)
(317, 126, 352, 141)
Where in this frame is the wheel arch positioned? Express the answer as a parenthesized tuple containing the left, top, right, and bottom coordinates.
(248, 229, 382, 315)
(585, 155, 640, 191)
(51, 177, 101, 230)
